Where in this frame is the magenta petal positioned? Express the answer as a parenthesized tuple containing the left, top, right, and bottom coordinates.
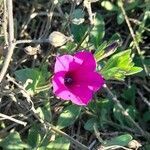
(54, 55, 74, 73)
(52, 71, 66, 94)
(69, 85, 93, 105)
(54, 55, 83, 73)
(74, 51, 96, 71)
(52, 51, 105, 106)
(74, 70, 105, 91)
(52, 71, 73, 101)
(52, 71, 89, 105)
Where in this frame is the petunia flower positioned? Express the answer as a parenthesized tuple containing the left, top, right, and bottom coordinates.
(52, 51, 104, 106)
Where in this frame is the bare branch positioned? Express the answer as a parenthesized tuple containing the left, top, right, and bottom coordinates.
(0, 0, 15, 83)
(0, 113, 27, 126)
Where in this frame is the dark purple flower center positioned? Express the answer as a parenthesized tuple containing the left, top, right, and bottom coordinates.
(64, 73, 74, 86)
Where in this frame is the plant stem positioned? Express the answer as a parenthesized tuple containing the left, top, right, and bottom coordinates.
(30, 107, 89, 150)
(0, 0, 15, 83)
(49, 123, 89, 150)
(103, 84, 150, 141)
(75, 25, 94, 51)
(118, 0, 149, 76)
(0, 113, 27, 126)
(35, 83, 52, 93)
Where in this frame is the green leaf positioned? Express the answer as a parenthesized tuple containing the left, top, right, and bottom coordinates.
(125, 106, 138, 123)
(113, 104, 125, 125)
(95, 34, 122, 62)
(122, 85, 136, 105)
(0, 132, 29, 149)
(71, 9, 85, 25)
(59, 42, 76, 52)
(27, 126, 41, 148)
(102, 67, 126, 80)
(90, 13, 105, 48)
(14, 68, 49, 95)
(47, 137, 70, 150)
(109, 33, 122, 44)
(71, 23, 88, 43)
(143, 144, 150, 150)
(14, 68, 41, 95)
(84, 118, 97, 131)
(124, 0, 140, 11)
(101, 1, 118, 11)
(126, 66, 143, 75)
(101, 49, 143, 80)
(103, 134, 133, 147)
(88, 99, 113, 114)
(88, 99, 113, 129)
(57, 105, 81, 129)
(95, 41, 107, 61)
(117, 12, 124, 24)
(36, 103, 52, 123)
(143, 111, 150, 123)
(103, 50, 131, 70)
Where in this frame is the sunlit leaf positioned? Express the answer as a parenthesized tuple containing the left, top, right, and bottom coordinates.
(0, 132, 29, 149)
(101, 1, 118, 11)
(103, 134, 133, 147)
(47, 137, 70, 150)
(57, 105, 81, 129)
(71, 9, 85, 25)
(101, 50, 143, 80)
(14, 67, 50, 95)
(36, 102, 52, 123)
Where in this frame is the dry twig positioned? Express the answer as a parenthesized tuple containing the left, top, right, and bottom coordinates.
(0, 0, 15, 83)
(0, 113, 27, 126)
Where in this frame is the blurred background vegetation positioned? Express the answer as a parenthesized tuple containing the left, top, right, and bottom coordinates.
(0, 0, 150, 149)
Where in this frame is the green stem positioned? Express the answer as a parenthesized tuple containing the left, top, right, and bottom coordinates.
(118, 0, 149, 76)
(35, 83, 52, 92)
(75, 25, 94, 51)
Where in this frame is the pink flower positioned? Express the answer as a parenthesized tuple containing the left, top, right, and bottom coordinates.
(52, 51, 104, 106)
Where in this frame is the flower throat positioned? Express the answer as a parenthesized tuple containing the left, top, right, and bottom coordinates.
(64, 73, 74, 86)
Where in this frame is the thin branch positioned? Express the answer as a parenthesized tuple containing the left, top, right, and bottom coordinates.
(49, 124, 89, 150)
(84, 0, 95, 24)
(0, 43, 15, 83)
(16, 39, 50, 45)
(6, 74, 35, 110)
(75, 25, 94, 51)
(137, 89, 150, 108)
(6, 74, 89, 149)
(7, 0, 14, 43)
(0, 0, 15, 83)
(0, 113, 27, 126)
(103, 84, 150, 141)
(41, 1, 56, 38)
(11, 81, 89, 150)
(3, 0, 8, 45)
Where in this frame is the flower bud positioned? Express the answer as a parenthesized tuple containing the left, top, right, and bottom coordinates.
(128, 140, 142, 149)
(49, 31, 73, 47)
(24, 45, 41, 55)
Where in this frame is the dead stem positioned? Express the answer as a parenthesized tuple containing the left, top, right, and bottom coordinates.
(0, 0, 15, 83)
(0, 113, 27, 126)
